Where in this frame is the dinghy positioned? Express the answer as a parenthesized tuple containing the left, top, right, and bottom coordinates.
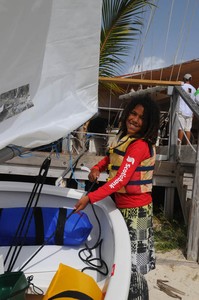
(0, 181, 131, 299)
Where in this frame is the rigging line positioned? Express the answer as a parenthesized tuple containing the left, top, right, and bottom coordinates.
(176, 0, 197, 81)
(169, 0, 190, 80)
(125, 0, 157, 92)
(142, 1, 158, 83)
(107, 87, 112, 132)
(159, 0, 174, 81)
(132, 0, 158, 75)
(131, 6, 147, 74)
(125, 6, 145, 94)
(67, 134, 85, 188)
(5, 157, 51, 271)
(138, 6, 145, 78)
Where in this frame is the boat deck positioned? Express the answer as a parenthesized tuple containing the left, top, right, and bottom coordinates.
(2, 244, 104, 294)
(0, 182, 131, 300)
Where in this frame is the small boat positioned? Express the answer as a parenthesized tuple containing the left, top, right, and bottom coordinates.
(0, 181, 131, 299)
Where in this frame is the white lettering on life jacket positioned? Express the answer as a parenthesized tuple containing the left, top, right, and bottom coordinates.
(109, 163, 131, 189)
(126, 156, 135, 165)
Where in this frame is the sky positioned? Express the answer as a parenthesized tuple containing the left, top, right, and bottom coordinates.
(125, 0, 198, 74)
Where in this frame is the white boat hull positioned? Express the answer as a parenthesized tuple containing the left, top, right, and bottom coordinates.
(0, 182, 131, 300)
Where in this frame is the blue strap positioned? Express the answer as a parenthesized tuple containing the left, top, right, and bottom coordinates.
(55, 208, 66, 245)
(113, 148, 125, 156)
(34, 207, 44, 245)
(111, 165, 119, 170)
(127, 179, 153, 185)
(109, 165, 154, 171)
(136, 165, 154, 171)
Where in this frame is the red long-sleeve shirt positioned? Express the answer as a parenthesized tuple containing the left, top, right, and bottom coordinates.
(88, 139, 153, 208)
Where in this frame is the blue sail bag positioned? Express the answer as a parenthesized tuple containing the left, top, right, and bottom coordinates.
(0, 207, 93, 246)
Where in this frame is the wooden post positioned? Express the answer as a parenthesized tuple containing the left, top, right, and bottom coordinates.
(163, 87, 178, 219)
(168, 87, 179, 161)
(187, 130, 199, 262)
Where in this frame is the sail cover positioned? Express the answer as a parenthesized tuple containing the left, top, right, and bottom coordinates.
(0, 0, 102, 150)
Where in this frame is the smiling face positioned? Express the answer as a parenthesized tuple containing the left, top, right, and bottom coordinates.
(126, 104, 144, 135)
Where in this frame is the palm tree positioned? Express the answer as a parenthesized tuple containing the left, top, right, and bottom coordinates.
(99, 0, 154, 93)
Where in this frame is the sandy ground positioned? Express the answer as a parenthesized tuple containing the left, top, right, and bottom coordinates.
(145, 250, 199, 299)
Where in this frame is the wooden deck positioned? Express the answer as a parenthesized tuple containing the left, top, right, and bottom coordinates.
(0, 146, 194, 184)
(0, 150, 178, 185)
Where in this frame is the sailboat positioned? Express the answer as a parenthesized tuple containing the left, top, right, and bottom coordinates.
(0, 1, 132, 299)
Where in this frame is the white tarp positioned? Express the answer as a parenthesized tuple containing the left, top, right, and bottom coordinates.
(0, 0, 102, 149)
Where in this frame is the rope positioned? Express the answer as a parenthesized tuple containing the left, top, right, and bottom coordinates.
(78, 181, 108, 276)
(126, 6, 144, 89)
(107, 87, 112, 132)
(131, 1, 158, 76)
(169, 0, 190, 80)
(176, 0, 197, 80)
(27, 275, 44, 296)
(78, 204, 108, 276)
(124, 0, 158, 93)
(67, 134, 86, 189)
(159, 0, 174, 81)
(78, 205, 108, 275)
(4, 156, 51, 271)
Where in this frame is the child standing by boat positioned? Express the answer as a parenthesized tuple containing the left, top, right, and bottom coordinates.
(74, 94, 160, 299)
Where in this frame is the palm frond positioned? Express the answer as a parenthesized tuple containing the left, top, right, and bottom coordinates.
(100, 0, 155, 77)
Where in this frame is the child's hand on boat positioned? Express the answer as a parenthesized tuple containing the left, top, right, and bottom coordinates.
(74, 195, 90, 212)
(88, 168, 100, 183)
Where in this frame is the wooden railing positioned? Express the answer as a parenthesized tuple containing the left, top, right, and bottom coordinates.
(167, 85, 199, 262)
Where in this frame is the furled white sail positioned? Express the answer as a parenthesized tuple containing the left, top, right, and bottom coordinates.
(0, 0, 102, 150)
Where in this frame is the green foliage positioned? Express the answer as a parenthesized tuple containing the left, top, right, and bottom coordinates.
(154, 212, 187, 253)
(100, 0, 154, 77)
